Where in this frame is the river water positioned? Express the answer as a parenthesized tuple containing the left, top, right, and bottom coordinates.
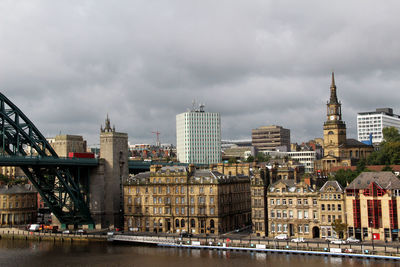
(0, 239, 398, 267)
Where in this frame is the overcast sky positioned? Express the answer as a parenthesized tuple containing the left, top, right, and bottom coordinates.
(1, 1, 399, 147)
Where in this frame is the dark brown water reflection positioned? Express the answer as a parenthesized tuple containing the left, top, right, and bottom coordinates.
(0, 239, 398, 267)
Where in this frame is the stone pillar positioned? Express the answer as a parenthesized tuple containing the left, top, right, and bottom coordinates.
(99, 128, 129, 229)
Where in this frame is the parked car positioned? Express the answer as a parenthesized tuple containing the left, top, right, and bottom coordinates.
(274, 234, 288, 240)
(346, 237, 360, 243)
(330, 239, 346, 244)
(76, 229, 87, 235)
(325, 237, 336, 242)
(291, 237, 305, 243)
(180, 232, 193, 238)
(62, 230, 72, 234)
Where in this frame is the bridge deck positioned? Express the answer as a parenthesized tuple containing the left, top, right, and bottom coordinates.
(0, 155, 99, 167)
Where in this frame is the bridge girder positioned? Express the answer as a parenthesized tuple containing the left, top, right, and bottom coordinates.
(0, 92, 94, 226)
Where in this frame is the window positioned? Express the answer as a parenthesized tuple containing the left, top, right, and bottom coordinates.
(303, 199, 308, 205)
(181, 207, 185, 215)
(277, 210, 281, 218)
(175, 208, 179, 215)
(210, 197, 214, 204)
(283, 224, 288, 233)
(282, 199, 287, 205)
(304, 210, 309, 219)
(304, 224, 309, 233)
(271, 223, 275, 232)
(191, 207, 194, 214)
(200, 187, 204, 193)
(297, 199, 302, 205)
(313, 211, 317, 219)
(210, 187, 213, 194)
(283, 210, 287, 218)
(270, 211, 275, 218)
(298, 225, 303, 233)
(190, 197, 194, 204)
(289, 199, 293, 205)
(289, 210, 293, 218)
(297, 210, 303, 219)
(270, 199, 275, 205)
(277, 224, 282, 232)
(276, 199, 281, 205)
(327, 204, 331, 211)
(210, 208, 214, 215)
(313, 199, 317, 205)
(321, 204, 325, 211)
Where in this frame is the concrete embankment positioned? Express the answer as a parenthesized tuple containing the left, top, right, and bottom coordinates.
(0, 228, 107, 243)
(109, 235, 400, 261)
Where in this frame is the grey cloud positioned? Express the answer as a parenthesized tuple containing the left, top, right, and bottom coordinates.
(1, 1, 399, 146)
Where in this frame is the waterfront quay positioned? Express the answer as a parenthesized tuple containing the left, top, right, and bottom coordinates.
(108, 232, 400, 261)
(0, 228, 106, 243)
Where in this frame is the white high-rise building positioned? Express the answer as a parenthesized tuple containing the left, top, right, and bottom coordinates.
(176, 104, 221, 164)
(357, 108, 400, 144)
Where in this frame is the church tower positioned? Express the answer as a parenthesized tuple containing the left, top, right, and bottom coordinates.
(323, 72, 347, 157)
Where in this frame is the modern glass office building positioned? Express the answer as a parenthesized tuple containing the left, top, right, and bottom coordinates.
(357, 108, 400, 144)
(176, 105, 221, 164)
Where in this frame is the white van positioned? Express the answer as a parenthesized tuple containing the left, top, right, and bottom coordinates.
(29, 224, 40, 232)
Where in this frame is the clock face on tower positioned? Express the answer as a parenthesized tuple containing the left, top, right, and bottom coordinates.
(330, 115, 335, 120)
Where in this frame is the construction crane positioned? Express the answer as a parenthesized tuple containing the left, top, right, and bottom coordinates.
(152, 131, 161, 147)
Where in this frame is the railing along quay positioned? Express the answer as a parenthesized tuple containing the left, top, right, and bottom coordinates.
(109, 234, 400, 261)
(0, 229, 107, 242)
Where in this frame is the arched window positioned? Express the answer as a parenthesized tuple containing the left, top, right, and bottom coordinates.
(191, 219, 195, 228)
(210, 220, 215, 228)
(328, 131, 334, 135)
(175, 219, 179, 227)
(181, 219, 185, 227)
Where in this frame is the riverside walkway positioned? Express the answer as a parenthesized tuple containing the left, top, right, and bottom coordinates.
(0, 228, 107, 242)
(109, 234, 400, 261)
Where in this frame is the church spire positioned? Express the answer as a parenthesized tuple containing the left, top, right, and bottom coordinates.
(329, 72, 338, 104)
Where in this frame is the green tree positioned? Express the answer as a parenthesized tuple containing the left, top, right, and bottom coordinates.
(246, 155, 255, 162)
(367, 127, 400, 165)
(332, 169, 358, 187)
(331, 219, 347, 239)
(228, 158, 237, 164)
(382, 126, 400, 142)
(255, 152, 271, 162)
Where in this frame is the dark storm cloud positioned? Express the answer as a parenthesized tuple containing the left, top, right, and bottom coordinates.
(1, 1, 399, 146)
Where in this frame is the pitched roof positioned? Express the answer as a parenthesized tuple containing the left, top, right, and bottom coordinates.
(0, 184, 37, 194)
(346, 172, 400, 190)
(345, 138, 373, 148)
(320, 180, 343, 193)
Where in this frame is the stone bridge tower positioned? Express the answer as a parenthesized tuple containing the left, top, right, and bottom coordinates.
(90, 115, 128, 229)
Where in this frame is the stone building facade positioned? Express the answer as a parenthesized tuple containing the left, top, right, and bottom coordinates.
(345, 172, 400, 241)
(0, 184, 37, 226)
(319, 181, 346, 238)
(250, 165, 269, 237)
(267, 180, 320, 238)
(51, 135, 87, 157)
(124, 163, 251, 235)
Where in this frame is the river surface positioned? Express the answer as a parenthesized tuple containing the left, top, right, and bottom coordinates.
(0, 239, 398, 267)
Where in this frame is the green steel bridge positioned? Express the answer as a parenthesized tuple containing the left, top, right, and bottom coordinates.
(0, 92, 96, 227)
(0, 92, 205, 227)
